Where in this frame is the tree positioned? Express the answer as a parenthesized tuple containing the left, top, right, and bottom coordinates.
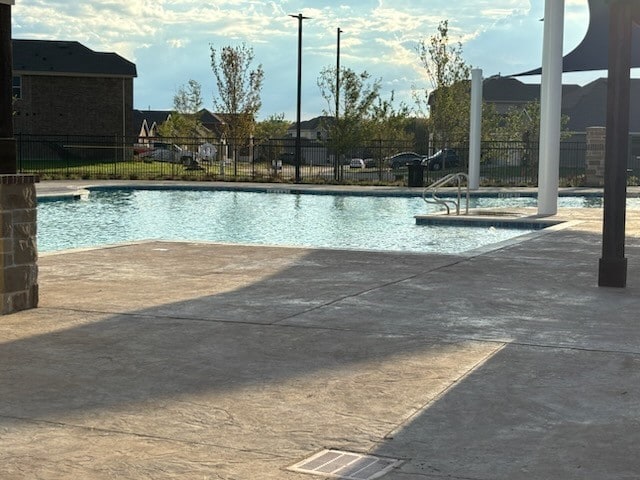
(157, 79, 204, 139)
(318, 66, 414, 177)
(499, 101, 570, 142)
(490, 100, 571, 176)
(318, 66, 384, 157)
(417, 20, 471, 145)
(368, 93, 413, 141)
(253, 113, 291, 165)
(210, 43, 264, 146)
(254, 113, 290, 142)
(367, 93, 415, 158)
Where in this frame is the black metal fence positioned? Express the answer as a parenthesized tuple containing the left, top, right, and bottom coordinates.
(13, 133, 609, 187)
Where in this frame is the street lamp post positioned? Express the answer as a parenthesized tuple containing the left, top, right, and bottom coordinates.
(335, 27, 342, 180)
(0, 0, 17, 174)
(336, 27, 342, 120)
(289, 13, 309, 184)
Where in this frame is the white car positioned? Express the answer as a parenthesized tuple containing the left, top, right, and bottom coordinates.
(148, 143, 194, 164)
(349, 158, 365, 169)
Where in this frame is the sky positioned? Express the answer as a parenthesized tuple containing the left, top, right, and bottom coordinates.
(10, 0, 618, 121)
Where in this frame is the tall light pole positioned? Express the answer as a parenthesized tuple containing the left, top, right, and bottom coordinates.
(0, 0, 16, 174)
(336, 28, 342, 120)
(335, 27, 342, 180)
(289, 13, 309, 183)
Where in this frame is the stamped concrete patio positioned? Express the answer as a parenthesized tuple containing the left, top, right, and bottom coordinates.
(1, 181, 639, 479)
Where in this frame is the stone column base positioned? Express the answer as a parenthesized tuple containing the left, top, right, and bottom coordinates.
(0, 174, 39, 314)
(585, 126, 606, 187)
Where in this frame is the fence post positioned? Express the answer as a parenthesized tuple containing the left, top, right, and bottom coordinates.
(15, 133, 20, 173)
(113, 134, 118, 177)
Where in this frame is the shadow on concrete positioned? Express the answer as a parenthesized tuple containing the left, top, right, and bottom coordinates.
(373, 343, 640, 479)
(1, 226, 639, 478)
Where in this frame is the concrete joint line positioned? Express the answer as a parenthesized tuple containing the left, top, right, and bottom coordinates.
(273, 259, 472, 325)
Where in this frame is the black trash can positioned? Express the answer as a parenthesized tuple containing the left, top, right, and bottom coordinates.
(407, 163, 425, 187)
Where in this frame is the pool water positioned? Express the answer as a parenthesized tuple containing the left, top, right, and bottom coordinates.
(40, 189, 639, 254)
(37, 189, 546, 254)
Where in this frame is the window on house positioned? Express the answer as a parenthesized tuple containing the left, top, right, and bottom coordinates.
(316, 130, 322, 140)
(12, 76, 21, 99)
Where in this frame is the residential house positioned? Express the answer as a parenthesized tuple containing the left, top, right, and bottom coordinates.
(132, 109, 171, 141)
(285, 116, 333, 140)
(12, 39, 137, 137)
(483, 75, 640, 133)
(133, 108, 227, 143)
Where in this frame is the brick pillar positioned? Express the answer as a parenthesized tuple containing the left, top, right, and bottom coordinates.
(0, 174, 38, 314)
(585, 126, 606, 187)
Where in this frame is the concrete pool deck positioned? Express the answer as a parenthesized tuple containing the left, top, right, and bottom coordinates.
(1, 180, 640, 479)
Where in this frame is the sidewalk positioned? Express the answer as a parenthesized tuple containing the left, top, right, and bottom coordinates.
(0, 181, 639, 479)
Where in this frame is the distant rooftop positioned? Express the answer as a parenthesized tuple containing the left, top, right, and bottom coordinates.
(12, 39, 137, 77)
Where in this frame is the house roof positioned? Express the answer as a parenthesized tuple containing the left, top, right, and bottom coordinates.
(196, 109, 226, 137)
(483, 76, 640, 132)
(483, 76, 580, 103)
(133, 109, 171, 126)
(562, 78, 640, 132)
(197, 109, 225, 126)
(132, 109, 228, 138)
(12, 39, 137, 77)
(288, 116, 333, 132)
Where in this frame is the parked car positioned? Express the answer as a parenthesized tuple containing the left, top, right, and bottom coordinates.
(141, 143, 194, 164)
(363, 158, 376, 168)
(349, 158, 366, 169)
(387, 152, 424, 169)
(422, 148, 460, 171)
(278, 152, 306, 165)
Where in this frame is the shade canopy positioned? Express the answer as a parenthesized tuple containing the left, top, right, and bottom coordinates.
(516, 0, 640, 76)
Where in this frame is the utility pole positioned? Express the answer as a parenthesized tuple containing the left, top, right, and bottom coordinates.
(0, 0, 17, 174)
(289, 13, 309, 184)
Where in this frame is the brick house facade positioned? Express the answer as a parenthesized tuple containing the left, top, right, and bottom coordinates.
(12, 39, 137, 137)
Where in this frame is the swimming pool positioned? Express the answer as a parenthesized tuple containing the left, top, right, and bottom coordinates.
(37, 188, 548, 254)
(39, 188, 638, 254)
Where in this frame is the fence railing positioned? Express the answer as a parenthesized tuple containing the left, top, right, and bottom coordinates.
(13, 133, 610, 187)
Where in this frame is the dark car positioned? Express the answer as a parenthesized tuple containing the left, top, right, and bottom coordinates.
(387, 152, 424, 169)
(278, 152, 305, 165)
(422, 149, 460, 171)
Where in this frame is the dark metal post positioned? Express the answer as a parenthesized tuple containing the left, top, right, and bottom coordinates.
(336, 28, 342, 118)
(334, 27, 342, 180)
(0, 2, 17, 174)
(598, 0, 634, 288)
(290, 13, 309, 184)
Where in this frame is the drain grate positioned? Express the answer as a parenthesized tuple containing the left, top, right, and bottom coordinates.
(289, 449, 401, 479)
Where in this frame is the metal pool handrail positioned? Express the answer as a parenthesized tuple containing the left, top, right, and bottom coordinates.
(422, 172, 470, 215)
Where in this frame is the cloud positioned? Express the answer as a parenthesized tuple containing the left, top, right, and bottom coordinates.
(167, 39, 189, 49)
(12, 0, 600, 119)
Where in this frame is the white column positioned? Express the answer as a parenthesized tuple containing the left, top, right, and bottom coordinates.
(537, 0, 565, 216)
(469, 68, 483, 190)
